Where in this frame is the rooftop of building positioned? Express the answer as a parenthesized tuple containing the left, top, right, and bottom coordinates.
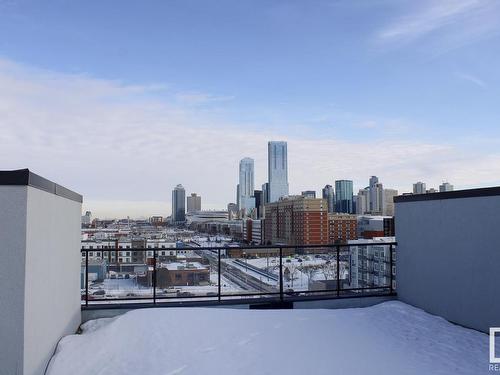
(160, 262, 207, 271)
(46, 301, 487, 375)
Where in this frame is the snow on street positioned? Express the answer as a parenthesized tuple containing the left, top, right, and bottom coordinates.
(47, 301, 489, 375)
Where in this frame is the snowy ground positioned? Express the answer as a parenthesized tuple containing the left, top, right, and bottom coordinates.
(86, 271, 241, 299)
(47, 301, 489, 375)
(245, 255, 349, 290)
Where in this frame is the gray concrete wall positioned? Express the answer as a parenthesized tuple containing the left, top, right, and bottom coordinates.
(395, 194, 500, 333)
(0, 186, 27, 375)
(81, 295, 396, 322)
(23, 187, 82, 375)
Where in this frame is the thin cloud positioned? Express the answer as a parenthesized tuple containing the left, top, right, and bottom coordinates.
(175, 91, 235, 106)
(455, 72, 486, 88)
(376, 0, 500, 50)
(1, 58, 499, 218)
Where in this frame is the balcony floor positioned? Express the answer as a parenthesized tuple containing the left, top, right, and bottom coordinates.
(47, 301, 488, 375)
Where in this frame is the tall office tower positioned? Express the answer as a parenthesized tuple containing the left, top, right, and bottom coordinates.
(372, 184, 385, 214)
(368, 176, 379, 212)
(268, 141, 289, 202)
(186, 193, 201, 213)
(356, 188, 369, 215)
(368, 176, 384, 214)
(253, 190, 263, 218)
(236, 184, 240, 210)
(383, 189, 398, 216)
(261, 183, 269, 219)
(171, 184, 186, 223)
(262, 183, 269, 205)
(238, 158, 255, 213)
(439, 182, 454, 192)
(335, 180, 354, 214)
(322, 184, 335, 214)
(413, 182, 426, 194)
(301, 190, 316, 199)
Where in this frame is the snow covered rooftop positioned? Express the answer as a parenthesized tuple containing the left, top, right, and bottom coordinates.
(47, 301, 488, 375)
(161, 262, 207, 271)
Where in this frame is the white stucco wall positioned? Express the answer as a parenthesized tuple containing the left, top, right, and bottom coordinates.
(0, 186, 28, 375)
(23, 186, 82, 375)
(0, 184, 81, 375)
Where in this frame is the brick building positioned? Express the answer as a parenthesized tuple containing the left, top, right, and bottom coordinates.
(155, 262, 209, 288)
(328, 214, 358, 243)
(263, 196, 329, 245)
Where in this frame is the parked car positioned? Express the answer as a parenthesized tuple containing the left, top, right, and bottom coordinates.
(92, 289, 105, 296)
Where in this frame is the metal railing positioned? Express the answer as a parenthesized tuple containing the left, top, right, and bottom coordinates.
(81, 242, 396, 308)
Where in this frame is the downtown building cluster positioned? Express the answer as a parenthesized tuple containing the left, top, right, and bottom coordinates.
(162, 141, 400, 247)
(138, 140, 454, 248)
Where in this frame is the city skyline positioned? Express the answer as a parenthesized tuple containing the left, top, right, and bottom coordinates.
(1, 1, 500, 217)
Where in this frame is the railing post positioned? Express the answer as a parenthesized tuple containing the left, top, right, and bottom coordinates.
(85, 249, 89, 307)
(279, 247, 284, 302)
(336, 245, 340, 297)
(389, 244, 394, 293)
(153, 249, 157, 304)
(218, 248, 221, 302)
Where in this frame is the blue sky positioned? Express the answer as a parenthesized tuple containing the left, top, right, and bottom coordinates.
(1, 0, 500, 217)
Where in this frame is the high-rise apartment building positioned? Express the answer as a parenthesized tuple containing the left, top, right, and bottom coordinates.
(439, 182, 454, 192)
(322, 184, 335, 214)
(186, 193, 201, 213)
(356, 189, 369, 215)
(171, 184, 186, 223)
(413, 182, 426, 194)
(238, 158, 255, 214)
(263, 196, 328, 245)
(268, 141, 289, 202)
(335, 180, 354, 214)
(227, 203, 238, 220)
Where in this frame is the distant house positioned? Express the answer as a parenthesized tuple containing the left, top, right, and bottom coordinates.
(141, 262, 210, 288)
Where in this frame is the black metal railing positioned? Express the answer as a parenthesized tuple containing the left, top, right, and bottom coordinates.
(81, 242, 396, 308)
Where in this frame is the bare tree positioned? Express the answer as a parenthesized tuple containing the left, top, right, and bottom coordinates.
(320, 260, 336, 281)
(299, 264, 321, 288)
(285, 262, 301, 287)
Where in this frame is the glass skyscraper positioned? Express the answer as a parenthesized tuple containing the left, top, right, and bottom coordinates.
(335, 180, 354, 214)
(322, 184, 335, 214)
(238, 157, 255, 212)
(268, 141, 289, 202)
(171, 184, 186, 223)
